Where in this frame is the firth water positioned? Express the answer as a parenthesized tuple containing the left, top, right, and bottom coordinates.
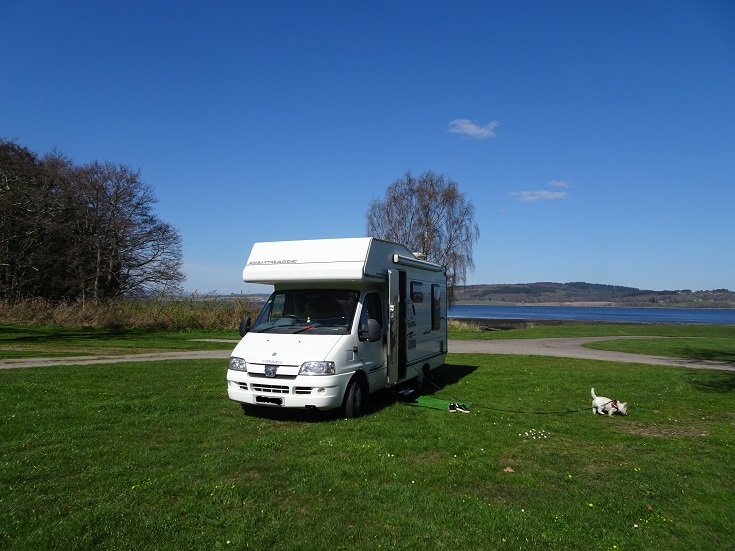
(448, 305, 735, 325)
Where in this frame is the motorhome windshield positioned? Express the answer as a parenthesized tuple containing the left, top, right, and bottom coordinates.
(251, 289, 359, 335)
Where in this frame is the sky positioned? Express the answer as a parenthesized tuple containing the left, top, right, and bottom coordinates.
(2, 0, 734, 295)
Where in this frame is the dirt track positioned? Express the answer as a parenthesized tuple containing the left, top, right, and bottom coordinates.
(1, 337, 734, 371)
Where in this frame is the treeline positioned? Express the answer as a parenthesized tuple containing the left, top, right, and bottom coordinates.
(455, 282, 735, 308)
(0, 139, 183, 301)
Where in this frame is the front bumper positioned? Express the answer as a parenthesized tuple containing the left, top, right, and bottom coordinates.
(226, 370, 353, 411)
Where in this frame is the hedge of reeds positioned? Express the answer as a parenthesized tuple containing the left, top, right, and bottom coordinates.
(0, 294, 262, 330)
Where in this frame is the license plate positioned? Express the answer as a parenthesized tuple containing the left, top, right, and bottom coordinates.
(255, 396, 283, 407)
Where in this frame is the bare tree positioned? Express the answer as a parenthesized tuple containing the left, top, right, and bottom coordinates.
(0, 140, 76, 298)
(365, 170, 480, 302)
(0, 139, 184, 300)
(73, 161, 184, 299)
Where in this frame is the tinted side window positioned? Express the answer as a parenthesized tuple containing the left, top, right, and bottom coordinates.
(367, 293, 383, 327)
(360, 292, 383, 330)
(410, 281, 424, 302)
(431, 284, 441, 330)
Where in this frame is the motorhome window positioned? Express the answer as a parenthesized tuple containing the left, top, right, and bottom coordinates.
(359, 292, 383, 330)
(410, 282, 424, 302)
(431, 284, 441, 330)
(251, 290, 359, 335)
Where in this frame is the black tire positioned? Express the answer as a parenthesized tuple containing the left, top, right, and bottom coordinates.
(414, 365, 431, 392)
(343, 377, 367, 418)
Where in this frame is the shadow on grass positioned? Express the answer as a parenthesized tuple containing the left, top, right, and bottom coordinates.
(425, 362, 479, 393)
(0, 325, 142, 343)
(687, 371, 735, 393)
(236, 362, 479, 422)
(238, 403, 340, 423)
(672, 346, 735, 364)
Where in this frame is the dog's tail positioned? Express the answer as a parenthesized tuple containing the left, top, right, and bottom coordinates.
(591, 387, 596, 399)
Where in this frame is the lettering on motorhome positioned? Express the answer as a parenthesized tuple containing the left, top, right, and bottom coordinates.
(247, 259, 297, 265)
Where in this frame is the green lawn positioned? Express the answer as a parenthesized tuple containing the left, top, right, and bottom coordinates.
(2, 348, 734, 549)
(0, 323, 238, 359)
(585, 336, 735, 363)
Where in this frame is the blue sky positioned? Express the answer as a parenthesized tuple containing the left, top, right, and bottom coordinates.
(2, 0, 734, 294)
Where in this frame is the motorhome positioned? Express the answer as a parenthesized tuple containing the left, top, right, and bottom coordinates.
(226, 237, 447, 417)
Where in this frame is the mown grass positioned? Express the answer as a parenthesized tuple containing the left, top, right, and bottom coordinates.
(2, 349, 734, 550)
(586, 337, 735, 363)
(0, 323, 238, 360)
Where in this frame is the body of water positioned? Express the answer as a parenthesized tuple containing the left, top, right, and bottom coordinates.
(448, 305, 735, 325)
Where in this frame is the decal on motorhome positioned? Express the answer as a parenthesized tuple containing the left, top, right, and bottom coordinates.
(247, 259, 297, 265)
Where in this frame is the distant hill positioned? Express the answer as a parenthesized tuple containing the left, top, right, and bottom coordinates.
(454, 282, 735, 308)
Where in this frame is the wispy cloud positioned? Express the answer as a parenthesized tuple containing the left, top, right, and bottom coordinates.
(509, 190, 569, 202)
(509, 181, 571, 202)
(448, 118, 498, 139)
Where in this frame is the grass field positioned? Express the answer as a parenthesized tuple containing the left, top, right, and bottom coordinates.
(1, 323, 734, 550)
(0, 324, 237, 360)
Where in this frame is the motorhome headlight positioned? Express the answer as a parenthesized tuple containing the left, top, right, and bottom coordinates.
(299, 361, 335, 375)
(229, 357, 248, 372)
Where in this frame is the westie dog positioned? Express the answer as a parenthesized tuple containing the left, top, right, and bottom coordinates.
(591, 388, 628, 416)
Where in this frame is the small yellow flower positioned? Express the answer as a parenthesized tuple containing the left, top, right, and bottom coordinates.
(588, 503, 594, 508)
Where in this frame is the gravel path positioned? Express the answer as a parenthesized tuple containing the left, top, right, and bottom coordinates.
(1, 338, 733, 371)
(450, 337, 735, 371)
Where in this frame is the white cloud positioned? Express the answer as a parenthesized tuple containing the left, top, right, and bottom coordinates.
(509, 180, 572, 202)
(448, 118, 498, 139)
(509, 190, 569, 202)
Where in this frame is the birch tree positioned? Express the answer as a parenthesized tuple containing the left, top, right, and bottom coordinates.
(365, 170, 480, 302)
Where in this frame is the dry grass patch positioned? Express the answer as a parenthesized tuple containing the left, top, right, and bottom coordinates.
(619, 420, 709, 438)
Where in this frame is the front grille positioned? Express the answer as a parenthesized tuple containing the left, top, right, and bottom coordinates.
(251, 383, 289, 394)
(248, 373, 297, 380)
(294, 387, 312, 395)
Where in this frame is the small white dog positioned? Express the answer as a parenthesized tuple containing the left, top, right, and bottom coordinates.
(591, 388, 628, 416)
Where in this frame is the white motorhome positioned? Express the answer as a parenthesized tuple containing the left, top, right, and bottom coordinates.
(226, 237, 447, 417)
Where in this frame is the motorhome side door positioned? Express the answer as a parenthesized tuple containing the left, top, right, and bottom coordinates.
(387, 269, 400, 385)
(387, 269, 407, 384)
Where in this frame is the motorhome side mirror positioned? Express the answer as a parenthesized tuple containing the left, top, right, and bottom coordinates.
(239, 317, 251, 337)
(367, 318, 381, 342)
(358, 318, 382, 342)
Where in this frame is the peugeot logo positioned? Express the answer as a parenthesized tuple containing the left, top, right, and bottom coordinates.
(265, 365, 278, 378)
